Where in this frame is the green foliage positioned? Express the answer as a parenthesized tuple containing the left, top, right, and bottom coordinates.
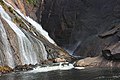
(8, 7, 14, 13)
(27, 0, 37, 5)
(0, 0, 7, 11)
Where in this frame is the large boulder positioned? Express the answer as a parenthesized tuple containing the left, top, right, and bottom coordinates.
(0, 66, 13, 74)
(75, 56, 120, 68)
(102, 42, 120, 60)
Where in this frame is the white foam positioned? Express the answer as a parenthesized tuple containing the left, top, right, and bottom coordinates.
(74, 67, 85, 70)
(26, 62, 74, 73)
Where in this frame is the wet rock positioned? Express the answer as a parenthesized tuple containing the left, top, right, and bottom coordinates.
(102, 50, 113, 60)
(0, 66, 13, 74)
(41, 60, 54, 65)
(54, 58, 66, 62)
(14, 64, 34, 71)
(42, 58, 67, 64)
(102, 42, 120, 60)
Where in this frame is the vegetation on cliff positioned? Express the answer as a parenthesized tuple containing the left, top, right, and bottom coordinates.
(27, 0, 38, 6)
(0, 66, 13, 74)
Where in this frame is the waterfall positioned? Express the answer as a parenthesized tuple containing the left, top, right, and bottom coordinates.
(15, 9, 56, 45)
(0, 4, 50, 68)
(3, 0, 56, 45)
(22, 30, 48, 61)
(0, 5, 38, 65)
(26, 16, 56, 45)
(0, 20, 15, 68)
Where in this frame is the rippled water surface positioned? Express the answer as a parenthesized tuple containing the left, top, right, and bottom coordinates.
(1, 68, 120, 80)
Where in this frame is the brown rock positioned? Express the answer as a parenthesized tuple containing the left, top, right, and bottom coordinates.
(14, 64, 33, 71)
(6, 0, 26, 15)
(102, 41, 120, 60)
(0, 66, 13, 74)
(75, 57, 102, 67)
(54, 58, 66, 63)
(75, 56, 120, 68)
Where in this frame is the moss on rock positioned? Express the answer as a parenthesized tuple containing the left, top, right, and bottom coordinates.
(26, 0, 37, 6)
(0, 66, 13, 74)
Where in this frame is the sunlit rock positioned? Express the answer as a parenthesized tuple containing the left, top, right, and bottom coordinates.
(0, 66, 13, 74)
(54, 58, 66, 63)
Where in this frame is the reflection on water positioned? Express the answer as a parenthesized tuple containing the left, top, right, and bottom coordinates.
(1, 68, 120, 80)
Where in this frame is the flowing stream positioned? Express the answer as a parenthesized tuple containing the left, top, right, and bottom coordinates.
(1, 68, 120, 80)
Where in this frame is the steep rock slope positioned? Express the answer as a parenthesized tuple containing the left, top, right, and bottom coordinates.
(4, 0, 120, 67)
(35, 0, 120, 57)
(0, 0, 72, 68)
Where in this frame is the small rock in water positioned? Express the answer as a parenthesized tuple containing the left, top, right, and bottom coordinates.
(14, 64, 34, 71)
(54, 58, 66, 63)
(0, 66, 13, 74)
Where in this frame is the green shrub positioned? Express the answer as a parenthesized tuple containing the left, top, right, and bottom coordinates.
(27, 0, 37, 5)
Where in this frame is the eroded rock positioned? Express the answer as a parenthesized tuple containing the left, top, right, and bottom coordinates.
(75, 57, 102, 67)
(75, 56, 120, 68)
(0, 66, 13, 74)
(14, 64, 36, 71)
(102, 41, 120, 60)
(54, 58, 66, 63)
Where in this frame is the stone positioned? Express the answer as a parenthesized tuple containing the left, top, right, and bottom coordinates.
(6, 0, 120, 58)
(102, 41, 120, 60)
(14, 64, 33, 71)
(75, 56, 120, 68)
(102, 50, 113, 60)
(0, 66, 13, 74)
(35, 0, 120, 57)
(75, 57, 102, 67)
(54, 58, 66, 63)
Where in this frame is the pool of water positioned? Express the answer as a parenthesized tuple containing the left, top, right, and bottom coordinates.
(1, 68, 120, 80)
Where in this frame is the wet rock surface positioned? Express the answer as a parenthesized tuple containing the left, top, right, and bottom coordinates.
(102, 42, 120, 60)
(0, 66, 13, 74)
(14, 64, 37, 72)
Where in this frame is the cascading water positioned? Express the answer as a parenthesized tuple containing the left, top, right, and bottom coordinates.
(0, 5, 38, 66)
(0, 20, 14, 68)
(25, 16, 56, 45)
(22, 30, 48, 61)
(3, 0, 56, 45)
(0, 2, 53, 68)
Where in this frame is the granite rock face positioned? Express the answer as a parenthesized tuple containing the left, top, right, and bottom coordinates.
(9, 0, 120, 57)
(3, 0, 120, 67)
(102, 42, 120, 60)
(33, 0, 120, 57)
(0, 1, 72, 68)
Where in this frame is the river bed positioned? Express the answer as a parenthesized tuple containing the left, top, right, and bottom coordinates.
(1, 68, 120, 80)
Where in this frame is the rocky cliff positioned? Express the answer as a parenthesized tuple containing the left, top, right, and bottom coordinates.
(0, 0, 72, 69)
(33, 0, 120, 57)
(1, 0, 120, 68)
(31, 0, 120, 67)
